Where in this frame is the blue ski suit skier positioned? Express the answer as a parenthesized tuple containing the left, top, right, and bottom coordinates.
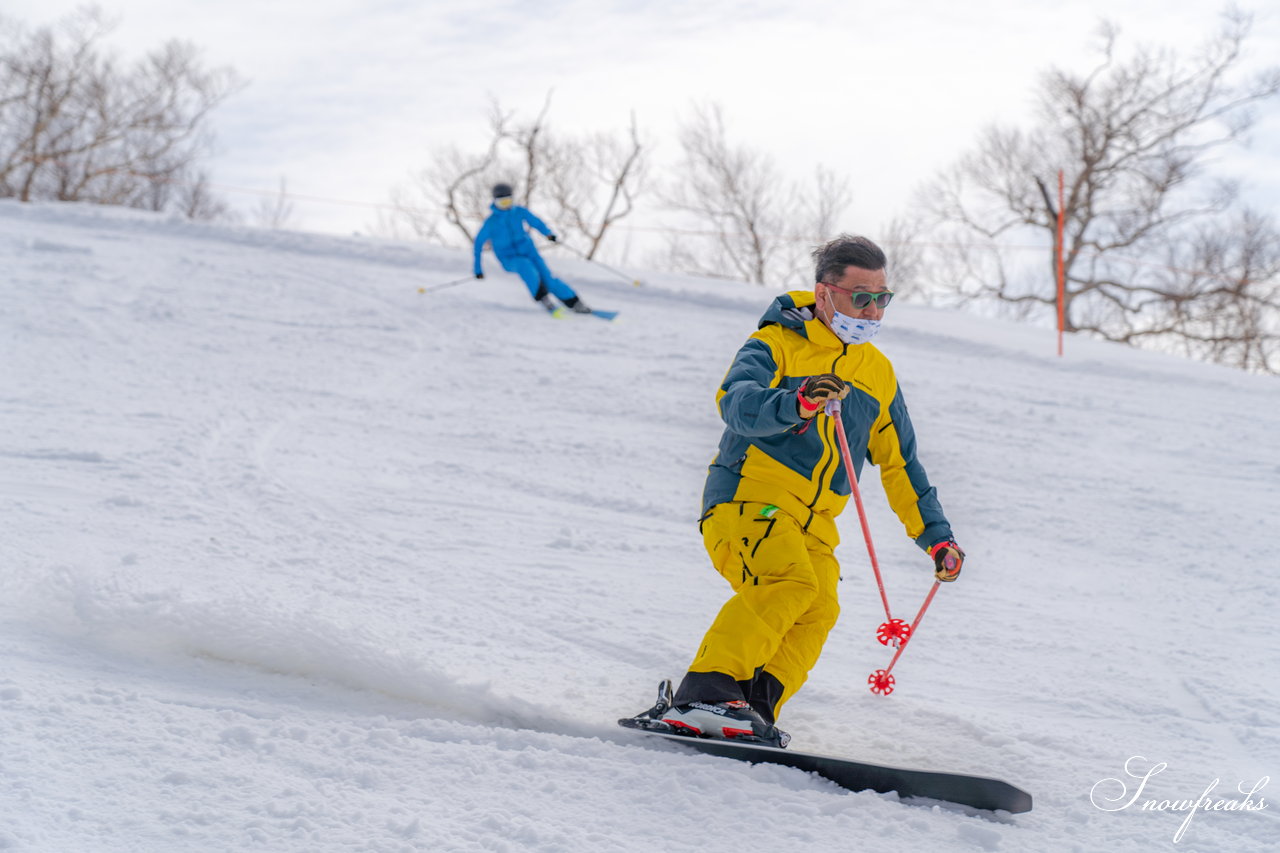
(650, 235, 966, 748)
(472, 183, 592, 317)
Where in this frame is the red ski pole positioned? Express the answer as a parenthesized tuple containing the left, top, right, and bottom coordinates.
(823, 399, 910, 647)
(868, 581, 941, 695)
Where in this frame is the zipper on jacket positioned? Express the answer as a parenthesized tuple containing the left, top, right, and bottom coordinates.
(808, 415, 836, 509)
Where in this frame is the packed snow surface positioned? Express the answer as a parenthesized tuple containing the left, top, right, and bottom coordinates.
(2, 200, 1278, 852)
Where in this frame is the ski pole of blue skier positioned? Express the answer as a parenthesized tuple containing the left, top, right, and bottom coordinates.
(824, 399, 909, 647)
(868, 581, 941, 696)
(556, 241, 643, 287)
(417, 275, 473, 294)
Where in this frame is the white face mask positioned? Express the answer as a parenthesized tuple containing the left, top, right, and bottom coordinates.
(827, 310, 881, 346)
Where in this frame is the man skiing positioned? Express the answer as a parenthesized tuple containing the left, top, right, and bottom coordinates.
(472, 183, 592, 317)
(654, 235, 964, 748)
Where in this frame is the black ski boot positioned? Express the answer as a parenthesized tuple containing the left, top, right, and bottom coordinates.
(660, 700, 791, 748)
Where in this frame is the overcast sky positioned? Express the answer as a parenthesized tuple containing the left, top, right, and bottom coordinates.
(6, 0, 1280, 254)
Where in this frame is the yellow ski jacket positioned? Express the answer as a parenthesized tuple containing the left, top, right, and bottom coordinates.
(701, 290, 952, 550)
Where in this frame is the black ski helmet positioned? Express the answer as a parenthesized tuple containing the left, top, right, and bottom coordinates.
(492, 183, 514, 200)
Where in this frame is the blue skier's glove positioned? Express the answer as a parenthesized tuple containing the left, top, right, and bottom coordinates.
(929, 540, 964, 582)
(475, 272, 484, 279)
(547, 234, 558, 242)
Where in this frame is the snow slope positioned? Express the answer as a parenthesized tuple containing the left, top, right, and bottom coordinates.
(2, 200, 1277, 853)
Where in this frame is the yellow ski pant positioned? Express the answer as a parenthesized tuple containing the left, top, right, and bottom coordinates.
(690, 501, 841, 715)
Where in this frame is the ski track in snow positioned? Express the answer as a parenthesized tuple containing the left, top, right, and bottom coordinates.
(2, 200, 1279, 852)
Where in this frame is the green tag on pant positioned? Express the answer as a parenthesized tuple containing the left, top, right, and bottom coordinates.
(759, 504, 779, 518)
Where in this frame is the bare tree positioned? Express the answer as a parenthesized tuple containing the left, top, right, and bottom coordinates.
(383, 95, 648, 256)
(879, 215, 930, 300)
(389, 102, 514, 244)
(252, 176, 295, 230)
(908, 9, 1280, 368)
(0, 7, 241, 217)
(789, 164, 852, 281)
(171, 168, 231, 222)
(663, 103, 793, 284)
(131, 164, 230, 221)
(802, 165, 848, 249)
(499, 92, 553, 210)
(544, 111, 647, 259)
(1140, 208, 1280, 372)
(382, 106, 516, 245)
(662, 103, 851, 286)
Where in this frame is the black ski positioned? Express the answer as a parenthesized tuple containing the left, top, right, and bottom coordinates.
(621, 724, 1031, 813)
(617, 682, 1031, 814)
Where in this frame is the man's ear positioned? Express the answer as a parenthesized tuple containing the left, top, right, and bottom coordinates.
(813, 285, 829, 319)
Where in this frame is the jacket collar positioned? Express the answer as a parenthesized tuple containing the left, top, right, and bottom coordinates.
(760, 290, 844, 349)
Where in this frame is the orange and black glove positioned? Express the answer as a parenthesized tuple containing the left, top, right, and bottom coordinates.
(929, 540, 964, 582)
(796, 374, 849, 419)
